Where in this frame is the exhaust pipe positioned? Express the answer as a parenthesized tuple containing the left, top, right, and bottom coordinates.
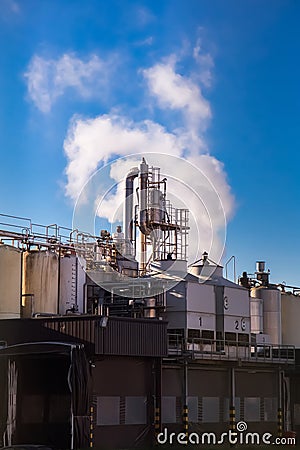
(124, 167, 139, 242)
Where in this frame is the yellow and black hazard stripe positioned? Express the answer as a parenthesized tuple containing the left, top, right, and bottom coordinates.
(229, 405, 236, 431)
(183, 404, 188, 435)
(155, 407, 160, 434)
(278, 408, 283, 437)
(90, 405, 94, 448)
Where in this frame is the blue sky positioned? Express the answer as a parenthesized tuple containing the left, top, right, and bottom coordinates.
(0, 0, 299, 285)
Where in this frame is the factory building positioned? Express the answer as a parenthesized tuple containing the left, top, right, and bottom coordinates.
(0, 158, 299, 448)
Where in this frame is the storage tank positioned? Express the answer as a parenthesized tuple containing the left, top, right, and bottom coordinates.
(281, 292, 300, 346)
(59, 255, 86, 314)
(189, 263, 223, 278)
(144, 297, 156, 318)
(22, 250, 58, 315)
(250, 297, 263, 333)
(0, 244, 21, 318)
(149, 189, 164, 223)
(251, 286, 282, 345)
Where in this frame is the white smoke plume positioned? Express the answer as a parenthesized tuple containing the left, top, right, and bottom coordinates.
(64, 52, 235, 263)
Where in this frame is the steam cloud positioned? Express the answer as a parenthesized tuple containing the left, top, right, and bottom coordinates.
(63, 50, 235, 263)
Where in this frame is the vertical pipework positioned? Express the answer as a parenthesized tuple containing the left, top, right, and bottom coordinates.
(124, 168, 139, 243)
(140, 234, 147, 275)
(20, 249, 23, 317)
(75, 256, 78, 310)
(57, 245, 61, 314)
(278, 370, 283, 437)
(154, 407, 160, 436)
(154, 358, 162, 439)
(90, 404, 94, 447)
(139, 158, 148, 224)
(230, 367, 236, 433)
(183, 360, 188, 436)
(139, 158, 149, 273)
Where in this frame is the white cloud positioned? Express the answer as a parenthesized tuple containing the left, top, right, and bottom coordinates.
(64, 115, 183, 201)
(25, 53, 111, 112)
(143, 61, 211, 133)
(193, 37, 214, 87)
(63, 47, 235, 263)
(64, 114, 234, 263)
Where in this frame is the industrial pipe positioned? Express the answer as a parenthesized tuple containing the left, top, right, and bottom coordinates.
(139, 158, 152, 274)
(230, 367, 236, 433)
(139, 158, 152, 236)
(124, 167, 139, 242)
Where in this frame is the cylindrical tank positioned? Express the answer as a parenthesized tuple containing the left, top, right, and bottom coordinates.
(59, 255, 86, 314)
(22, 250, 58, 315)
(149, 189, 164, 223)
(256, 261, 265, 273)
(250, 297, 263, 333)
(0, 244, 21, 318)
(144, 297, 156, 318)
(251, 286, 281, 345)
(189, 263, 223, 278)
(281, 292, 300, 346)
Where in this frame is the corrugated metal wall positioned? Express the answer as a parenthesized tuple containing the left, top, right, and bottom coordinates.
(45, 317, 95, 345)
(0, 316, 168, 357)
(95, 317, 167, 356)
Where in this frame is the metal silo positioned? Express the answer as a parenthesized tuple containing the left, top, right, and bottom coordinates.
(0, 244, 21, 318)
(250, 297, 263, 334)
(251, 286, 282, 345)
(59, 254, 86, 314)
(22, 250, 58, 315)
(281, 292, 300, 346)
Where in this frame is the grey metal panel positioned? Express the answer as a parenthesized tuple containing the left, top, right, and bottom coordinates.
(186, 283, 215, 314)
(202, 397, 219, 423)
(95, 317, 168, 357)
(264, 397, 277, 421)
(162, 396, 176, 423)
(224, 286, 250, 318)
(294, 404, 300, 425)
(244, 397, 260, 422)
(97, 396, 120, 425)
(125, 396, 147, 424)
(187, 396, 198, 423)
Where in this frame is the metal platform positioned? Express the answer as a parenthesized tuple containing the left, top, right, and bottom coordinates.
(167, 334, 295, 364)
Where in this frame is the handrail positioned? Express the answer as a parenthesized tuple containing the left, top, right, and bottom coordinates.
(167, 334, 295, 364)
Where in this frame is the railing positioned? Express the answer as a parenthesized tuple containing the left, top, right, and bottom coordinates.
(0, 213, 98, 254)
(167, 334, 295, 364)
